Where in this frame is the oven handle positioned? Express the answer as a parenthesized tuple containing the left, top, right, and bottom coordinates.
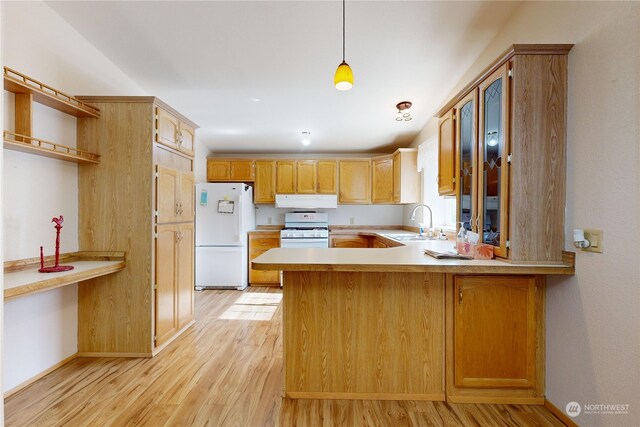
(280, 238, 329, 245)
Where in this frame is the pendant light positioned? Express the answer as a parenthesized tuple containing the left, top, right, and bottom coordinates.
(334, 0, 353, 90)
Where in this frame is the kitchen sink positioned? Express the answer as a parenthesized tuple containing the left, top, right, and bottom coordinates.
(383, 234, 434, 241)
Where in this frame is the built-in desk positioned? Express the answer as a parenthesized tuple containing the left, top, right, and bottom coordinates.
(4, 251, 126, 300)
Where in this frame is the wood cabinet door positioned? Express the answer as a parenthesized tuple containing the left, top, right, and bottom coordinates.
(438, 109, 456, 196)
(230, 161, 255, 181)
(455, 90, 479, 233)
(393, 151, 402, 203)
(330, 235, 369, 248)
(478, 63, 510, 259)
(176, 223, 194, 329)
(338, 160, 371, 204)
(372, 156, 394, 204)
(317, 160, 337, 194)
(179, 172, 195, 222)
(156, 165, 179, 224)
(249, 234, 280, 285)
(276, 161, 296, 194)
(254, 161, 276, 203)
(156, 107, 180, 151)
(454, 275, 536, 389)
(155, 224, 178, 347)
(207, 160, 230, 181)
(178, 122, 195, 156)
(371, 238, 389, 248)
(296, 160, 317, 194)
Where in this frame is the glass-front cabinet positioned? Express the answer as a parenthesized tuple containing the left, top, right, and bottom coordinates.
(455, 90, 477, 232)
(477, 63, 510, 258)
(454, 63, 510, 258)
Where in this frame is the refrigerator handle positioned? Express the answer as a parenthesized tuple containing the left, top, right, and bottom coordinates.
(236, 190, 243, 241)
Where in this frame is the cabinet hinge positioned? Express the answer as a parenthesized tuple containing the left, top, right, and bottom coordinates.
(154, 232, 158, 239)
(452, 111, 456, 120)
(507, 154, 512, 163)
(155, 172, 159, 178)
(452, 177, 456, 183)
(506, 240, 511, 249)
(154, 283, 158, 290)
(508, 69, 513, 78)
(154, 210, 159, 217)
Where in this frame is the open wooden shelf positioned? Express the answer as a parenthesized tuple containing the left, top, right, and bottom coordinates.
(3, 67, 100, 118)
(3, 131, 100, 163)
(4, 251, 126, 301)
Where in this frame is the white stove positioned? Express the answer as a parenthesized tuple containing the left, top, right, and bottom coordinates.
(280, 212, 329, 248)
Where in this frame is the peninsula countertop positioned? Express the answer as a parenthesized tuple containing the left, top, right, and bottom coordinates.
(252, 230, 575, 275)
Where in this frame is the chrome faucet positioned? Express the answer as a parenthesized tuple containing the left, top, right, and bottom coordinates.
(410, 204, 433, 237)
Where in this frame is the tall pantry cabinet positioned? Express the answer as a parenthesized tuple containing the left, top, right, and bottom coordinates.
(76, 96, 198, 356)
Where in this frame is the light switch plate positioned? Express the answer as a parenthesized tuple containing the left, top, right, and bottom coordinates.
(583, 229, 603, 253)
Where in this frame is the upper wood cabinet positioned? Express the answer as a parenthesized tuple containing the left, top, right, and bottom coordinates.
(156, 165, 194, 224)
(455, 90, 478, 233)
(393, 148, 420, 204)
(275, 161, 297, 194)
(435, 44, 572, 263)
(453, 275, 537, 389)
(317, 160, 337, 194)
(254, 161, 276, 204)
(372, 156, 394, 204)
(438, 109, 456, 196)
(206, 159, 255, 182)
(156, 107, 195, 156)
(339, 160, 371, 204)
(296, 160, 318, 194)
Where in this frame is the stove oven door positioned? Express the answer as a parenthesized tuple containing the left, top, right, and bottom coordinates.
(279, 238, 329, 249)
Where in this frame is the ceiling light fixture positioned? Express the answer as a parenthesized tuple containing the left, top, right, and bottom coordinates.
(395, 101, 412, 121)
(301, 131, 311, 146)
(334, 0, 353, 91)
(486, 131, 499, 147)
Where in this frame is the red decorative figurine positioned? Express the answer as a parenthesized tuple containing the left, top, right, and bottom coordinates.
(39, 215, 74, 273)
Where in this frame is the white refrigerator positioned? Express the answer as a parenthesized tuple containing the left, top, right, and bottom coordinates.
(195, 183, 255, 290)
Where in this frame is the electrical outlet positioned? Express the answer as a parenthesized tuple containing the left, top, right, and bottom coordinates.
(350, 217, 355, 225)
(267, 217, 272, 225)
(583, 229, 603, 253)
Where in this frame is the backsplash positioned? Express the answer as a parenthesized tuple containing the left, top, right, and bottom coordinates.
(255, 204, 404, 226)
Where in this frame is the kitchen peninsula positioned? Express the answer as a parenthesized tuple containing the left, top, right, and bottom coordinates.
(253, 234, 575, 404)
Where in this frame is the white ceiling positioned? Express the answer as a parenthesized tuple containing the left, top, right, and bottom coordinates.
(47, 1, 520, 154)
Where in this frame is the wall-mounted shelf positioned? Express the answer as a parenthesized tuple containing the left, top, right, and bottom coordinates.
(4, 251, 126, 301)
(3, 131, 100, 164)
(3, 67, 100, 118)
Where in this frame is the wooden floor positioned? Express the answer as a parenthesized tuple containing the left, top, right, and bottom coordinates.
(4, 288, 566, 427)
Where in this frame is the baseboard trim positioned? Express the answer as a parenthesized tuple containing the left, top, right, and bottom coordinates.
(285, 391, 446, 401)
(152, 320, 195, 356)
(4, 353, 78, 398)
(77, 352, 153, 358)
(545, 399, 579, 427)
(447, 395, 545, 405)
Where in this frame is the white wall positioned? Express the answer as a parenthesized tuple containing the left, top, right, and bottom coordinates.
(255, 204, 404, 227)
(1, 1, 145, 393)
(410, 2, 640, 425)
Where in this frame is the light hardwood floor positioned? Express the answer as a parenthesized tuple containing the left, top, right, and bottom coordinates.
(5, 288, 566, 426)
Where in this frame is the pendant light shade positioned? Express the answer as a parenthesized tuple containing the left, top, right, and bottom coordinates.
(334, 0, 353, 91)
(334, 61, 353, 91)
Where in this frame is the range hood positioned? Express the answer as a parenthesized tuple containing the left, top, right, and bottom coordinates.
(275, 194, 338, 209)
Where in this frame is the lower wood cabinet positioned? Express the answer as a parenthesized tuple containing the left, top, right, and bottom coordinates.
(447, 274, 543, 403)
(330, 234, 369, 248)
(155, 222, 195, 347)
(249, 232, 280, 286)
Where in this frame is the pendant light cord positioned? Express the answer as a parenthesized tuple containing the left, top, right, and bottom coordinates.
(342, 0, 346, 62)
